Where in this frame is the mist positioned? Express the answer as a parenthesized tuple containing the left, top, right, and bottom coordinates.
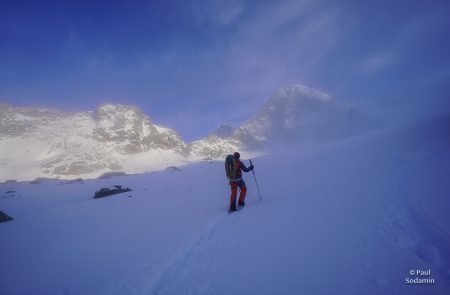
(0, 0, 449, 140)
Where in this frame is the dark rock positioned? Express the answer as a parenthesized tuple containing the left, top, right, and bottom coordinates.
(165, 166, 181, 172)
(0, 211, 14, 223)
(69, 178, 83, 183)
(98, 171, 126, 179)
(59, 178, 84, 185)
(30, 177, 53, 184)
(94, 186, 132, 199)
(5, 191, 15, 194)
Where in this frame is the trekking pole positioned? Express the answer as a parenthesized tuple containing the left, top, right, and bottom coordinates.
(249, 159, 262, 201)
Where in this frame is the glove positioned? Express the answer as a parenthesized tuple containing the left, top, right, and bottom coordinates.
(249, 165, 254, 171)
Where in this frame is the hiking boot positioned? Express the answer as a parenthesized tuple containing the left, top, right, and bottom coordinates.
(238, 201, 245, 207)
(229, 203, 237, 213)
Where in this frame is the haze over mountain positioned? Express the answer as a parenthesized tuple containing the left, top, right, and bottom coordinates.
(204, 85, 380, 149)
(0, 85, 377, 182)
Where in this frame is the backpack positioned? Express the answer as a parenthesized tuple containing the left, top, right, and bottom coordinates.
(225, 154, 237, 180)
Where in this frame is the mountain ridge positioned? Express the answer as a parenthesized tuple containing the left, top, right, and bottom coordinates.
(0, 85, 378, 181)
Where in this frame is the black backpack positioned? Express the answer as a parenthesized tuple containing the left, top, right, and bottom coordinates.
(225, 154, 237, 179)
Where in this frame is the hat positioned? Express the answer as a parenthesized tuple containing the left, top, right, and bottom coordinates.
(233, 152, 240, 159)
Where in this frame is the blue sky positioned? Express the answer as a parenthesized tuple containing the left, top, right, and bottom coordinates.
(1, 0, 449, 140)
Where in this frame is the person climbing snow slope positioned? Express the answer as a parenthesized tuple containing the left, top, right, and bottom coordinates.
(225, 152, 254, 213)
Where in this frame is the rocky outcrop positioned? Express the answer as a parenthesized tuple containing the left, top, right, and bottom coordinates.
(0, 210, 14, 223)
(94, 185, 132, 199)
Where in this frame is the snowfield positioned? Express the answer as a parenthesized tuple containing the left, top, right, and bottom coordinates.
(1, 114, 449, 294)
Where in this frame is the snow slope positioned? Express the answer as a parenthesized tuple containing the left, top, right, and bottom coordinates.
(0, 114, 449, 295)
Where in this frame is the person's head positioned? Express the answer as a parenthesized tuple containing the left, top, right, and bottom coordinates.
(233, 152, 240, 159)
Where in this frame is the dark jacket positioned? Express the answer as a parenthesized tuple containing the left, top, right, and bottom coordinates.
(232, 159, 251, 180)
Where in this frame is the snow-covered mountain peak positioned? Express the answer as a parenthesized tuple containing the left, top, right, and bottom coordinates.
(92, 103, 191, 156)
(266, 84, 336, 115)
(0, 103, 192, 181)
(97, 103, 142, 115)
(227, 84, 378, 147)
(190, 84, 378, 157)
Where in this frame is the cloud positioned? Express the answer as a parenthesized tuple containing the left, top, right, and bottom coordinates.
(132, 0, 344, 134)
(63, 31, 116, 75)
(361, 53, 394, 73)
(215, 1, 341, 102)
(190, 0, 246, 26)
(56, 1, 345, 138)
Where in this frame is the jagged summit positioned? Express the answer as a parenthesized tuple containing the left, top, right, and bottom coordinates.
(96, 103, 146, 117)
(263, 84, 338, 118)
(191, 84, 377, 156)
(0, 103, 190, 181)
(226, 84, 376, 146)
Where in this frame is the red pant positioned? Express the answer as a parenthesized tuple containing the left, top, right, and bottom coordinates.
(230, 180, 247, 207)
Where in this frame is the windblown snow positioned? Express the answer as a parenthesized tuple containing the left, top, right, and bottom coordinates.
(0, 113, 449, 294)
